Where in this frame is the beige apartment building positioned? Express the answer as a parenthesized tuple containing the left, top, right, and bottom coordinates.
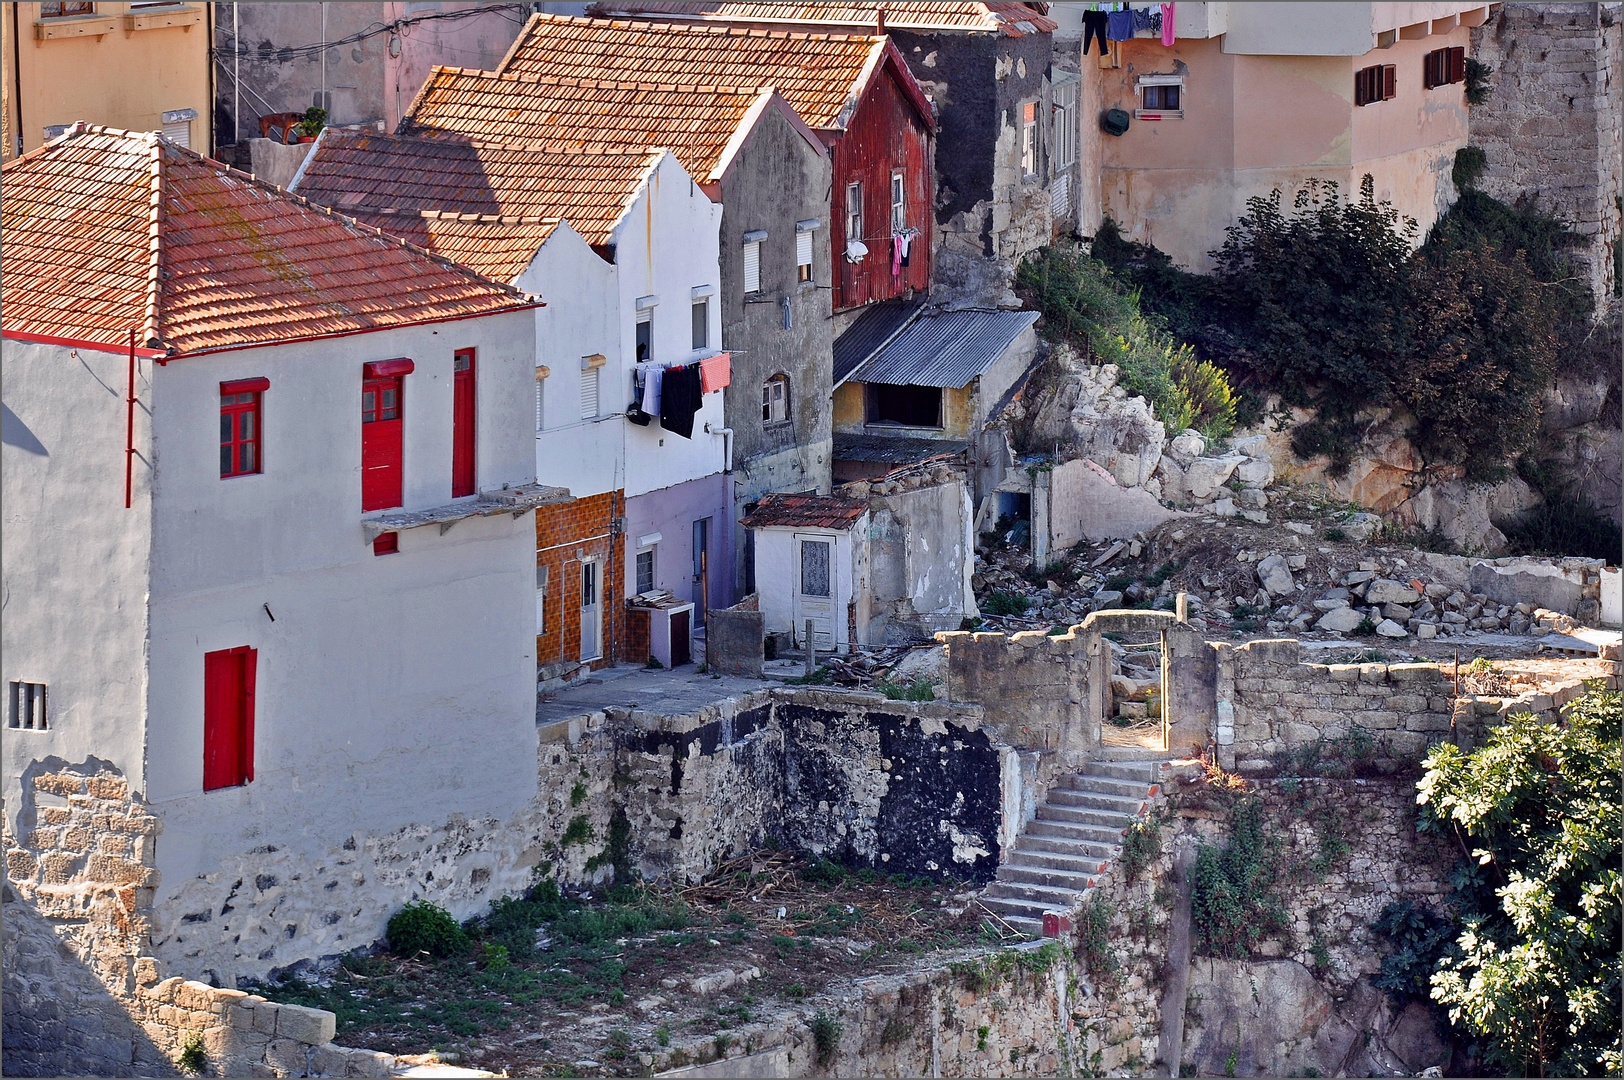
(1094, 2, 1495, 270)
(3, 1, 212, 160)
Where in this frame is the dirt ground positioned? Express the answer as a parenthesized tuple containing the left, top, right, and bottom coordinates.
(255, 853, 1023, 1077)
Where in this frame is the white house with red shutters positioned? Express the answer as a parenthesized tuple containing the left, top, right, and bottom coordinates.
(1, 125, 565, 984)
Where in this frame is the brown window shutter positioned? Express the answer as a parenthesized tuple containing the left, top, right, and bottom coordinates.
(1383, 65, 1397, 100)
(1449, 47, 1466, 84)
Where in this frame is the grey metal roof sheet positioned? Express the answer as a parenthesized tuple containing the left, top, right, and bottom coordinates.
(832, 298, 925, 384)
(832, 432, 969, 464)
(846, 308, 1040, 388)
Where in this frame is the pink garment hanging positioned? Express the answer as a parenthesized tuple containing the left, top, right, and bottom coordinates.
(892, 233, 904, 276)
(1160, 2, 1175, 46)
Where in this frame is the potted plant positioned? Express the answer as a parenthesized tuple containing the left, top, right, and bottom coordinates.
(295, 106, 326, 143)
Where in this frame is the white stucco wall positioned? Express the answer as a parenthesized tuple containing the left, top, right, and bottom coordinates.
(615, 153, 728, 500)
(751, 523, 861, 651)
(139, 313, 541, 978)
(2, 338, 155, 831)
(521, 222, 627, 499)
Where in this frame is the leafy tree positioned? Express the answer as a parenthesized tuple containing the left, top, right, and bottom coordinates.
(1416, 688, 1622, 1077)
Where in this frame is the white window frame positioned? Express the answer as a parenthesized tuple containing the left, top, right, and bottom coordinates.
(890, 172, 906, 232)
(845, 182, 863, 244)
(763, 374, 789, 426)
(535, 365, 548, 432)
(691, 297, 709, 351)
(580, 354, 605, 420)
(1052, 79, 1078, 169)
(1135, 74, 1186, 120)
(1020, 100, 1038, 176)
(796, 220, 817, 283)
(635, 545, 657, 595)
(742, 231, 766, 295)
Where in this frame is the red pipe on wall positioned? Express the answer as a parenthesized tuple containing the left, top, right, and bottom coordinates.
(126, 328, 137, 510)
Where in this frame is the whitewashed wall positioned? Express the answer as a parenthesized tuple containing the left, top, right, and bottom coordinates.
(1, 338, 155, 830)
(751, 522, 862, 651)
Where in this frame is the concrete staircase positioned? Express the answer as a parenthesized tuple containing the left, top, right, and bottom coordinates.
(978, 760, 1160, 936)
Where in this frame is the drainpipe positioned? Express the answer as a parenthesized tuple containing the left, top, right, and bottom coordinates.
(705, 422, 733, 474)
(10, 3, 23, 157)
(232, 3, 240, 146)
(125, 329, 138, 509)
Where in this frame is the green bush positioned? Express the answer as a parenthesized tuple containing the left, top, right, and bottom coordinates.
(810, 1011, 843, 1067)
(981, 591, 1031, 617)
(1371, 901, 1457, 1009)
(1418, 688, 1621, 1077)
(387, 900, 468, 959)
(1191, 798, 1289, 957)
(177, 1032, 207, 1075)
(878, 676, 936, 702)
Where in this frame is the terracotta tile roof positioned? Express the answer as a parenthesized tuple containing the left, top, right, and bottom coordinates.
(588, 1, 1056, 36)
(493, 12, 894, 130)
(741, 493, 869, 530)
(344, 211, 562, 284)
(297, 130, 659, 255)
(1, 125, 534, 356)
(398, 69, 767, 182)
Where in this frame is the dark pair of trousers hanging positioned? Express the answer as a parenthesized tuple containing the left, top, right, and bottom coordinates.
(1082, 10, 1109, 55)
(659, 363, 702, 439)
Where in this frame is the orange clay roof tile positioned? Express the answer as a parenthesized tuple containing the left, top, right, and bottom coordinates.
(396, 71, 766, 182)
(586, 1, 1057, 36)
(486, 12, 889, 130)
(0, 125, 534, 356)
(295, 132, 662, 272)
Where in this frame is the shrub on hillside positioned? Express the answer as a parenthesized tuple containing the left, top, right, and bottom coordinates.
(386, 900, 468, 959)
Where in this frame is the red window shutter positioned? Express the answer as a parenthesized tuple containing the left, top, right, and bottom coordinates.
(452, 349, 476, 498)
(1423, 51, 1438, 89)
(362, 375, 404, 511)
(204, 647, 255, 791)
(1449, 47, 1466, 84)
(1383, 65, 1397, 100)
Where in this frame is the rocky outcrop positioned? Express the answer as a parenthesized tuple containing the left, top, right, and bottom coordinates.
(1011, 348, 1165, 489)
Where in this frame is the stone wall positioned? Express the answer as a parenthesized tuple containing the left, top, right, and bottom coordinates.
(1, 761, 393, 1078)
(1216, 640, 1455, 773)
(706, 595, 765, 677)
(935, 624, 1104, 767)
(1470, 2, 1623, 303)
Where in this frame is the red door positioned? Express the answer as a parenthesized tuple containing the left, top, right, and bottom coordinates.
(452, 349, 476, 498)
(203, 646, 256, 791)
(362, 376, 403, 511)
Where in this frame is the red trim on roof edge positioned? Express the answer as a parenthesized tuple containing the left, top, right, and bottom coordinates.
(2, 329, 167, 358)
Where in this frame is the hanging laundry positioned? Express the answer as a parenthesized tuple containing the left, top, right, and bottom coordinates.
(1082, 8, 1108, 55)
(890, 228, 918, 276)
(698, 352, 731, 394)
(1132, 5, 1155, 32)
(659, 362, 702, 440)
(640, 364, 663, 418)
(1107, 6, 1135, 40)
(1161, 2, 1176, 46)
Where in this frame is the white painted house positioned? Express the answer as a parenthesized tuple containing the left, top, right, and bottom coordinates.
(741, 495, 871, 653)
(296, 128, 732, 665)
(1, 126, 563, 984)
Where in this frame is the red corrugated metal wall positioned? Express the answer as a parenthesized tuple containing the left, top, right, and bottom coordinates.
(830, 56, 933, 311)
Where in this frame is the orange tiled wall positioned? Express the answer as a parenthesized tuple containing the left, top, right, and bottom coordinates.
(537, 491, 625, 670)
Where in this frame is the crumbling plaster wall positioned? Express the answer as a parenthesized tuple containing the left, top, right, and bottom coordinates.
(1469, 2, 1623, 303)
(843, 467, 979, 643)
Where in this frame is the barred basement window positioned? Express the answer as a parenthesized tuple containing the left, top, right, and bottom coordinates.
(9, 681, 47, 730)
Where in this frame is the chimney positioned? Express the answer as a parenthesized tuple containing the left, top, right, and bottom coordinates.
(877, 5, 885, 34)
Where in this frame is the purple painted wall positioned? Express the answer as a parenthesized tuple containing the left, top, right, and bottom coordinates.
(624, 472, 734, 621)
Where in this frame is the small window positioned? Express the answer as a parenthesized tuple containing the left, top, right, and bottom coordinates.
(636, 548, 655, 594)
(796, 228, 814, 283)
(8, 681, 47, 730)
(535, 368, 547, 432)
(691, 298, 708, 350)
(373, 532, 398, 556)
(1356, 64, 1397, 106)
(799, 538, 831, 598)
(742, 239, 763, 294)
(1424, 46, 1466, 89)
(580, 367, 600, 420)
(845, 182, 863, 244)
(1052, 80, 1077, 169)
(763, 374, 789, 425)
(1020, 100, 1038, 175)
(39, 2, 95, 16)
(1143, 84, 1180, 110)
(890, 172, 906, 232)
(635, 314, 652, 363)
(220, 385, 263, 478)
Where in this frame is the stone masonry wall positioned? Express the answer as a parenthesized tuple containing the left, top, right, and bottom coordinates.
(2, 761, 393, 1078)
(1470, 2, 1623, 302)
(1216, 639, 1456, 773)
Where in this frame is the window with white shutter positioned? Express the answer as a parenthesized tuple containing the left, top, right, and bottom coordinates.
(796, 230, 813, 281)
(161, 120, 191, 148)
(580, 367, 599, 419)
(742, 230, 766, 294)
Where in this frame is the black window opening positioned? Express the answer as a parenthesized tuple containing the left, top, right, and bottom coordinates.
(636, 317, 652, 363)
(865, 383, 943, 428)
(1143, 84, 1180, 111)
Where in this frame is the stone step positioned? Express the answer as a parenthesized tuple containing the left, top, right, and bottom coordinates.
(982, 879, 1094, 909)
(1040, 791, 1141, 823)
(1077, 760, 1161, 784)
(1037, 802, 1140, 829)
(1055, 773, 1154, 799)
(1041, 789, 1148, 816)
(975, 897, 1049, 933)
(1023, 819, 1130, 845)
(1011, 835, 1121, 863)
(996, 863, 1104, 890)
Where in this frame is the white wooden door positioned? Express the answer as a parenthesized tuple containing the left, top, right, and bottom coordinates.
(792, 534, 836, 649)
(579, 558, 602, 662)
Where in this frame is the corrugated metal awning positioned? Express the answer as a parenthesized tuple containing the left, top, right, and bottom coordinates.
(833, 298, 925, 385)
(845, 309, 1039, 389)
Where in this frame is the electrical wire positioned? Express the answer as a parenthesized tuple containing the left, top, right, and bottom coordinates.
(209, 2, 533, 64)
